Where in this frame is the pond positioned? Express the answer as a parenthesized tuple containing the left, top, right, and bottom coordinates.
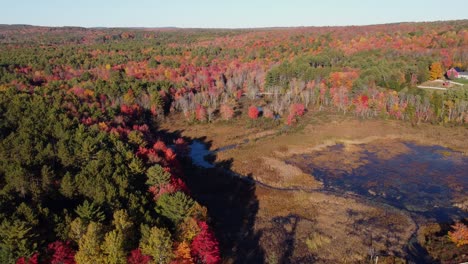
(286, 141, 468, 222)
(189, 140, 216, 168)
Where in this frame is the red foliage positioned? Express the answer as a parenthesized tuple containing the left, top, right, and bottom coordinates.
(165, 148, 177, 162)
(150, 105, 159, 116)
(132, 124, 149, 133)
(68, 86, 85, 97)
(80, 117, 94, 125)
(171, 177, 189, 193)
(220, 104, 234, 120)
(286, 113, 296, 126)
(152, 140, 168, 154)
(47, 241, 76, 264)
(248, 106, 259, 120)
(236, 90, 243, 99)
(355, 95, 369, 107)
(441, 49, 453, 69)
(149, 183, 177, 200)
(195, 104, 207, 122)
(16, 253, 38, 264)
(127, 249, 152, 264)
(191, 221, 221, 264)
(120, 104, 134, 115)
(290, 103, 305, 117)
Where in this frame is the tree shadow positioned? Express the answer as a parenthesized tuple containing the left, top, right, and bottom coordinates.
(158, 132, 265, 263)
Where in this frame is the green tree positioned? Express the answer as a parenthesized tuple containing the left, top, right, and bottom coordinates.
(75, 222, 104, 264)
(60, 172, 75, 198)
(146, 165, 171, 186)
(156, 192, 195, 224)
(0, 220, 37, 264)
(140, 226, 173, 264)
(75, 200, 105, 223)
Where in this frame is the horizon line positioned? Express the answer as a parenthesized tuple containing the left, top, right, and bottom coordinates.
(1, 19, 466, 30)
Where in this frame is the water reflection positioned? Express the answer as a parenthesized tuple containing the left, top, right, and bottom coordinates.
(287, 142, 468, 222)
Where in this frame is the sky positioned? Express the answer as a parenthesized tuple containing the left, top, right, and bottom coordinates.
(1, 0, 467, 28)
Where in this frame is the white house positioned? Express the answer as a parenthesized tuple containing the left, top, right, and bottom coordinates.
(458, 72, 468, 79)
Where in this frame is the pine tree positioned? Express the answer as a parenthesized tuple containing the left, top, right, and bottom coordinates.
(0, 220, 37, 264)
(146, 165, 171, 186)
(101, 230, 126, 264)
(139, 227, 173, 264)
(59, 172, 75, 198)
(156, 192, 194, 224)
(75, 222, 104, 264)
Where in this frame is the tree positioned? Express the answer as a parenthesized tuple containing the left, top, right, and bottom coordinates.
(190, 222, 220, 264)
(429, 62, 443, 80)
(59, 172, 75, 198)
(448, 222, 468, 247)
(195, 105, 207, 122)
(75, 222, 104, 264)
(176, 217, 201, 242)
(15, 253, 38, 264)
(0, 220, 36, 264)
(101, 230, 126, 264)
(173, 242, 193, 264)
(103, 210, 133, 262)
(75, 201, 105, 223)
(248, 106, 259, 119)
(220, 104, 234, 120)
(140, 227, 173, 264)
(47, 241, 75, 264)
(156, 192, 194, 224)
(146, 165, 171, 186)
(127, 249, 151, 264)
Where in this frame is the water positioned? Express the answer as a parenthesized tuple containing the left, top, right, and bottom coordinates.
(189, 140, 215, 168)
(189, 139, 250, 168)
(287, 142, 468, 222)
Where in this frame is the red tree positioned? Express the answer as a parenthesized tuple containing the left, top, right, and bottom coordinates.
(290, 103, 305, 117)
(16, 253, 38, 264)
(191, 222, 221, 264)
(220, 104, 234, 120)
(248, 106, 259, 119)
(47, 241, 76, 264)
(128, 249, 152, 264)
(195, 105, 207, 121)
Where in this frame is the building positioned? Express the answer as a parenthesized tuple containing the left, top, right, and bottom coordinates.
(458, 72, 468, 79)
(454, 67, 468, 79)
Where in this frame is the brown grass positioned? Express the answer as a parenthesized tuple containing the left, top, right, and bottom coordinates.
(161, 113, 467, 262)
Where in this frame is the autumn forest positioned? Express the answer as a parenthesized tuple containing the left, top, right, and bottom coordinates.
(0, 19, 467, 263)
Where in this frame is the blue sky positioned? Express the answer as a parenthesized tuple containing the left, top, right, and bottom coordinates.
(2, 0, 467, 28)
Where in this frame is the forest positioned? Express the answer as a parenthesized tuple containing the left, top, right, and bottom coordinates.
(0, 20, 467, 263)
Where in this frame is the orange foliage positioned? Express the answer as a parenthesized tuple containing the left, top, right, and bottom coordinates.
(172, 241, 193, 264)
(448, 222, 468, 247)
(429, 62, 443, 80)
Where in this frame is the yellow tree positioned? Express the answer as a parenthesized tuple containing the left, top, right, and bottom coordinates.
(75, 222, 104, 264)
(429, 62, 443, 80)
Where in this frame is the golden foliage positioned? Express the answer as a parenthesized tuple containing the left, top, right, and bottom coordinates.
(429, 62, 443, 80)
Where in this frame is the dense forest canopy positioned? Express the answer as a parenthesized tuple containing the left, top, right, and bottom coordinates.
(0, 20, 467, 263)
